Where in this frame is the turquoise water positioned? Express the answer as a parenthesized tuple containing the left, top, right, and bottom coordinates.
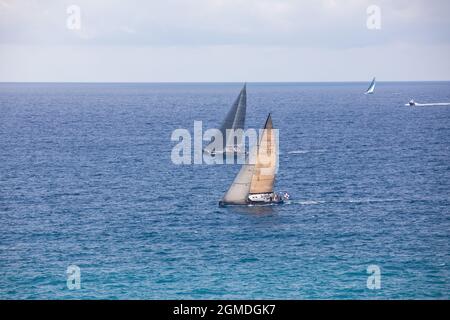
(0, 82, 449, 299)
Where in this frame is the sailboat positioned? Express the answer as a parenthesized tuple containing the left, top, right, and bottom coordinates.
(204, 84, 247, 156)
(364, 77, 376, 94)
(219, 114, 290, 207)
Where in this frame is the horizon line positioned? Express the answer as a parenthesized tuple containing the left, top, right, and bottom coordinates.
(1, 80, 450, 84)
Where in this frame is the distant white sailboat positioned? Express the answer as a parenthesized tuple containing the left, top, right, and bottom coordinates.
(364, 77, 376, 94)
(204, 84, 247, 156)
(219, 114, 290, 207)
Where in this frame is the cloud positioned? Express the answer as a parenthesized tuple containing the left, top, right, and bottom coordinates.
(0, 0, 449, 48)
(0, 0, 449, 81)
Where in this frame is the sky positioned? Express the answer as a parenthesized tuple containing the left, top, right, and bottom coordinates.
(0, 0, 449, 82)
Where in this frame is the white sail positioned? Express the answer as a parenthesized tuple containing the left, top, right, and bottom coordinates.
(365, 77, 376, 94)
(221, 164, 255, 204)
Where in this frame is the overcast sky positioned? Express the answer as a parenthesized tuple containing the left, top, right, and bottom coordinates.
(1, 0, 449, 82)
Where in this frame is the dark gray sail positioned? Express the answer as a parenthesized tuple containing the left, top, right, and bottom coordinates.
(220, 84, 246, 138)
(204, 84, 247, 154)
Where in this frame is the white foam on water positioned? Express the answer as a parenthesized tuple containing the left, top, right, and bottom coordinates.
(288, 149, 326, 155)
(405, 102, 450, 107)
(333, 198, 402, 204)
(286, 200, 324, 205)
(285, 198, 404, 206)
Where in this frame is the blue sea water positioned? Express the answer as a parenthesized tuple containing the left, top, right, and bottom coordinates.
(0, 82, 449, 299)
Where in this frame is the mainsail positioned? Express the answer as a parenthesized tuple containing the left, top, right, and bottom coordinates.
(220, 114, 277, 205)
(204, 84, 247, 154)
(365, 77, 376, 94)
(248, 114, 277, 194)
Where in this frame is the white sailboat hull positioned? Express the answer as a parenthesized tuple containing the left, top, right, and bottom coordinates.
(248, 193, 284, 205)
(219, 198, 284, 207)
(219, 192, 288, 207)
(204, 145, 247, 157)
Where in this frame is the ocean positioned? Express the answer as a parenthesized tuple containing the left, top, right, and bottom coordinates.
(0, 82, 449, 299)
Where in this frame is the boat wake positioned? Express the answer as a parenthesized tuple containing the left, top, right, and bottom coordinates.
(285, 200, 324, 205)
(285, 198, 403, 206)
(288, 149, 326, 155)
(405, 102, 450, 107)
(333, 198, 402, 204)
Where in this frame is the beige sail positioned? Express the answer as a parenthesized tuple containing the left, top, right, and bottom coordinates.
(249, 114, 277, 194)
